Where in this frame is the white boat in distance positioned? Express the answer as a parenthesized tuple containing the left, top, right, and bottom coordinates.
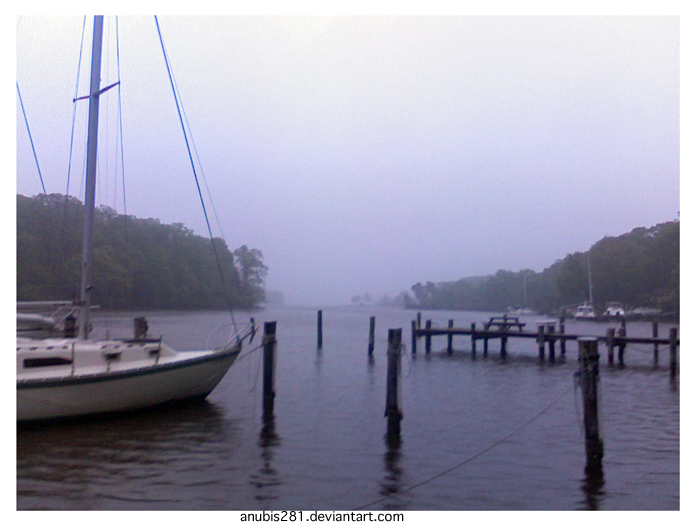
(573, 302, 597, 320)
(17, 17, 253, 423)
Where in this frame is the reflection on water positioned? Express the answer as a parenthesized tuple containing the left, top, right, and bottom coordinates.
(251, 415, 282, 504)
(380, 434, 406, 510)
(18, 400, 239, 509)
(580, 464, 606, 510)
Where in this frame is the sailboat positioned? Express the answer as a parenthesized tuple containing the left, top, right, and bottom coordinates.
(573, 255, 597, 320)
(507, 273, 534, 315)
(17, 17, 253, 423)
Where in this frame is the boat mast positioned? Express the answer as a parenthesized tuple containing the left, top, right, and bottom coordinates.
(78, 16, 104, 340)
(586, 255, 594, 310)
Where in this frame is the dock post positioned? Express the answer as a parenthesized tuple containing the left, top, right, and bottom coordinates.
(368, 316, 376, 356)
(317, 310, 323, 348)
(578, 337, 604, 471)
(547, 323, 556, 363)
(411, 320, 417, 355)
(606, 328, 615, 366)
(617, 325, 626, 367)
(416, 312, 422, 330)
(500, 331, 507, 359)
(447, 320, 454, 355)
(652, 321, 659, 366)
(483, 333, 489, 358)
(262, 322, 277, 417)
(425, 320, 432, 354)
(385, 328, 403, 439)
(669, 327, 678, 379)
(559, 317, 566, 357)
(537, 324, 545, 361)
(471, 323, 477, 358)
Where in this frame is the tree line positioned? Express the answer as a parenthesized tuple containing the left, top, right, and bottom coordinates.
(405, 220, 679, 317)
(17, 194, 268, 310)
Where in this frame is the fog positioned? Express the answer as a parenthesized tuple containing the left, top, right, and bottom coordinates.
(15, 15, 679, 306)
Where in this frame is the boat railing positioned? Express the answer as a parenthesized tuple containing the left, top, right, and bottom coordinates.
(208, 318, 257, 351)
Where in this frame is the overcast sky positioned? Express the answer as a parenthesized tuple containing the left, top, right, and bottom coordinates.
(15, 14, 680, 306)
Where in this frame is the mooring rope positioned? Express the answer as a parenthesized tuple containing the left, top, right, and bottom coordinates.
(354, 381, 576, 510)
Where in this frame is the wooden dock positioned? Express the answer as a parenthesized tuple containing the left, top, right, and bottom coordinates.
(410, 314, 679, 376)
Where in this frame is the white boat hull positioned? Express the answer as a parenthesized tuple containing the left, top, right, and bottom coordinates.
(17, 345, 240, 423)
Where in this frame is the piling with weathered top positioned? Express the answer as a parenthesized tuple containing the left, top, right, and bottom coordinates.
(317, 310, 323, 348)
(578, 337, 604, 471)
(368, 316, 376, 356)
(385, 328, 403, 439)
(471, 322, 477, 358)
(262, 322, 277, 417)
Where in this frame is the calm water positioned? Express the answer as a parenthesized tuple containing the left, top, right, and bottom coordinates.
(17, 306, 680, 510)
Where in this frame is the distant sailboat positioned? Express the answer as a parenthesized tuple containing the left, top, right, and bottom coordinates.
(508, 273, 534, 315)
(17, 16, 254, 423)
(573, 255, 596, 320)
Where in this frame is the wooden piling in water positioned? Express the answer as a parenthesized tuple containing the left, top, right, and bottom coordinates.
(578, 337, 604, 471)
(385, 328, 403, 439)
(606, 328, 615, 366)
(471, 322, 477, 358)
(262, 322, 277, 417)
(669, 327, 678, 379)
(411, 320, 417, 355)
(425, 320, 432, 354)
(653, 321, 659, 366)
(559, 317, 566, 357)
(537, 325, 545, 361)
(447, 320, 454, 355)
(617, 325, 626, 367)
(368, 316, 376, 356)
(317, 310, 323, 348)
(547, 323, 556, 363)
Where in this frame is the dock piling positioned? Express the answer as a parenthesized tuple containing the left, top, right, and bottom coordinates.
(559, 317, 566, 357)
(317, 310, 323, 348)
(578, 337, 604, 471)
(368, 316, 376, 356)
(653, 321, 659, 366)
(447, 320, 454, 355)
(606, 328, 615, 366)
(669, 327, 678, 379)
(262, 322, 277, 417)
(547, 323, 556, 363)
(425, 320, 432, 354)
(471, 323, 477, 358)
(411, 320, 417, 355)
(617, 325, 626, 367)
(385, 328, 403, 439)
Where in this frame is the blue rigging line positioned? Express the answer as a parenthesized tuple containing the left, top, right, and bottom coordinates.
(16, 82, 47, 196)
(154, 16, 239, 333)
